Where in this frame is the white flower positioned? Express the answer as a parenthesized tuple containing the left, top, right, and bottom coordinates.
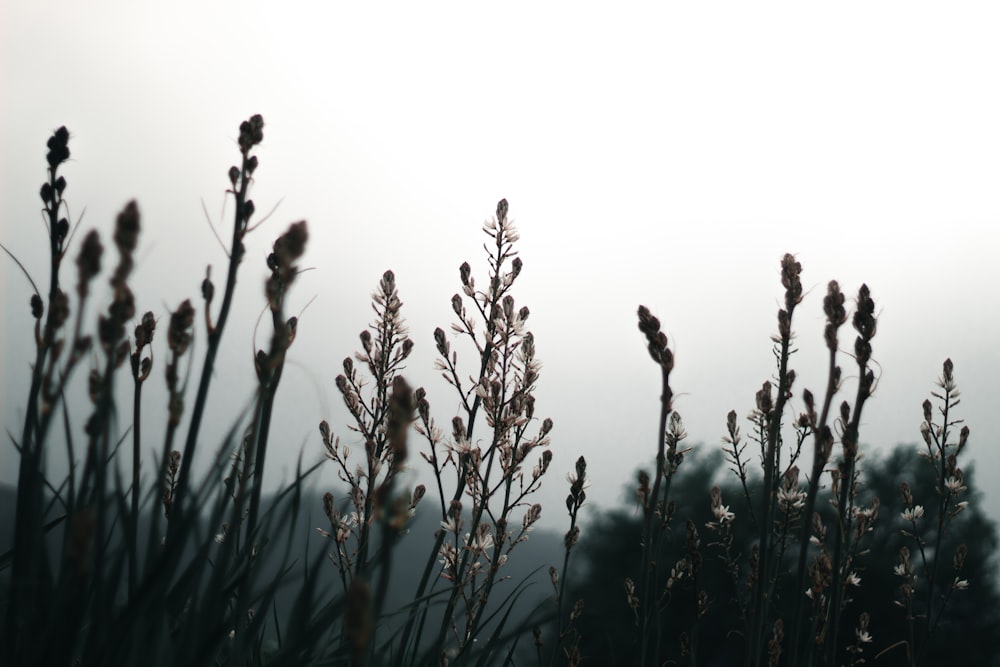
(954, 578, 969, 590)
(846, 572, 862, 587)
(438, 543, 458, 573)
(778, 486, 806, 511)
(944, 476, 966, 494)
(901, 505, 924, 522)
(470, 531, 494, 554)
(713, 504, 735, 524)
(856, 629, 873, 644)
(894, 564, 908, 577)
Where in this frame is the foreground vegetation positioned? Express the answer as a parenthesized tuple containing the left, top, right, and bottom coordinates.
(1, 117, 996, 666)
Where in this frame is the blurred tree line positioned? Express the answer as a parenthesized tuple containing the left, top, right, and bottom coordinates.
(555, 444, 1000, 666)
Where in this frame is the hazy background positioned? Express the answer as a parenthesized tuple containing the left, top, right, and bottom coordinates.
(3, 2, 999, 530)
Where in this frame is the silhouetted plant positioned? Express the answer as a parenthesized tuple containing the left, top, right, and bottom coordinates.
(2, 119, 995, 667)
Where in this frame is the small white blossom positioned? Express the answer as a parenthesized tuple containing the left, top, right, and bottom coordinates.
(953, 578, 969, 590)
(470, 531, 494, 554)
(945, 476, 967, 494)
(713, 504, 735, 524)
(901, 505, 924, 522)
(846, 572, 862, 587)
(778, 486, 806, 511)
(856, 629, 873, 644)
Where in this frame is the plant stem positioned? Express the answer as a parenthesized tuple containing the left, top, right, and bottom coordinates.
(129, 377, 143, 599)
(638, 363, 671, 666)
(171, 149, 253, 534)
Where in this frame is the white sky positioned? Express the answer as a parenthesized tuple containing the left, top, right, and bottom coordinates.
(2, 2, 999, 528)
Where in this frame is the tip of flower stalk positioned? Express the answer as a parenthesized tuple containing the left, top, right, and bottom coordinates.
(46, 126, 71, 168)
(238, 114, 265, 153)
(114, 200, 141, 256)
(496, 198, 508, 223)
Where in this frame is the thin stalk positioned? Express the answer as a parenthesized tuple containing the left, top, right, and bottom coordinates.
(638, 364, 671, 666)
(747, 340, 792, 667)
(129, 376, 143, 598)
(926, 392, 950, 632)
(825, 451, 856, 663)
(399, 279, 504, 663)
(548, 504, 580, 666)
(245, 371, 281, 547)
(432, 424, 504, 651)
(826, 284, 876, 663)
(446, 319, 530, 651)
(914, 384, 953, 666)
(789, 349, 839, 664)
(172, 118, 262, 531)
(6, 140, 71, 660)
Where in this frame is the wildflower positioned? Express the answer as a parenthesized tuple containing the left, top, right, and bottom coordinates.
(438, 543, 458, 580)
(625, 577, 639, 610)
(854, 504, 877, 520)
(944, 476, 967, 494)
(856, 628, 873, 644)
(665, 559, 689, 590)
(901, 505, 924, 521)
(953, 578, 969, 590)
(522, 503, 542, 532)
(469, 526, 494, 554)
(440, 516, 459, 534)
(846, 571, 862, 587)
(777, 485, 806, 512)
(712, 503, 735, 524)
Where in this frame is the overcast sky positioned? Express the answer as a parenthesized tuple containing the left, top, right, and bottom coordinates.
(3, 2, 999, 529)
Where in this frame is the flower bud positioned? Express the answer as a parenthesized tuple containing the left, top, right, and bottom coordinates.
(30, 294, 43, 319)
(496, 198, 508, 223)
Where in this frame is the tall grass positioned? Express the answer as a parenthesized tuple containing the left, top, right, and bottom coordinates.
(1, 117, 986, 666)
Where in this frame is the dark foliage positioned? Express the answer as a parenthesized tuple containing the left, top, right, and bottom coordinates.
(565, 447, 1000, 666)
